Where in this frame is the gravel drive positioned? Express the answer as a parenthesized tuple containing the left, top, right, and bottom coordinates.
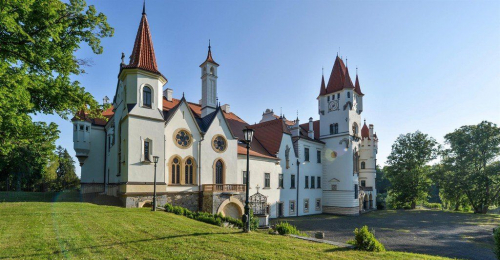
(272, 210, 500, 260)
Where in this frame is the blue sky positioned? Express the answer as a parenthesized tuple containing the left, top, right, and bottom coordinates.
(34, 0, 500, 176)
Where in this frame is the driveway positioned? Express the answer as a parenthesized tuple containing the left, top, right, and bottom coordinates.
(272, 210, 500, 260)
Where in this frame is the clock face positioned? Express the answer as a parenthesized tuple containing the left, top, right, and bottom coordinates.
(328, 100, 339, 112)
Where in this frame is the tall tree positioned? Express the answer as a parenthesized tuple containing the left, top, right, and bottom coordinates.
(56, 146, 79, 190)
(375, 165, 391, 194)
(0, 0, 113, 186)
(386, 131, 439, 209)
(443, 121, 500, 214)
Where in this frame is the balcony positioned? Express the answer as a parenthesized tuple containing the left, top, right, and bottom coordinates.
(202, 184, 246, 194)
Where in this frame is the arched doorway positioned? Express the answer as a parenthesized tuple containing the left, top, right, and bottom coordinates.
(218, 197, 244, 219)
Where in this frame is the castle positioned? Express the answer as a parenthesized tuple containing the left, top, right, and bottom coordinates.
(72, 6, 378, 220)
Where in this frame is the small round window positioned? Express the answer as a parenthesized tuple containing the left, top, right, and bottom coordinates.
(174, 129, 192, 149)
(212, 135, 227, 153)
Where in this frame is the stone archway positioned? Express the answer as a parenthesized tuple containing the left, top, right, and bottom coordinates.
(139, 200, 152, 208)
(217, 197, 244, 219)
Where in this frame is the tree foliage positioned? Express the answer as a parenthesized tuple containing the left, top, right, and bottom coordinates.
(386, 131, 439, 209)
(0, 0, 112, 188)
(441, 121, 500, 214)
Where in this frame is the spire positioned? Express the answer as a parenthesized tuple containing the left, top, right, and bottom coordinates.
(319, 72, 327, 96)
(354, 73, 363, 95)
(343, 66, 354, 89)
(122, 7, 163, 77)
(361, 120, 370, 139)
(201, 39, 219, 66)
(325, 55, 347, 94)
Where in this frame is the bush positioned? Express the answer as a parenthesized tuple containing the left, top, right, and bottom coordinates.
(164, 203, 174, 213)
(423, 202, 442, 210)
(275, 222, 305, 236)
(353, 226, 385, 252)
(172, 206, 185, 215)
(494, 226, 500, 259)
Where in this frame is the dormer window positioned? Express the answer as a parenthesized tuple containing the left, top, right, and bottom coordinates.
(143, 86, 152, 108)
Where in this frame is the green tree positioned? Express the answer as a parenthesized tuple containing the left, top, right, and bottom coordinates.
(56, 146, 79, 190)
(431, 162, 468, 211)
(443, 121, 500, 214)
(0, 0, 113, 188)
(386, 131, 439, 209)
(375, 165, 391, 194)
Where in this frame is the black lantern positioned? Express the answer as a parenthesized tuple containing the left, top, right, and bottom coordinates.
(243, 128, 254, 143)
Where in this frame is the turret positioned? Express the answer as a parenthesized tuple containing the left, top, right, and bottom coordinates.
(200, 40, 219, 117)
(72, 112, 92, 166)
(308, 117, 314, 139)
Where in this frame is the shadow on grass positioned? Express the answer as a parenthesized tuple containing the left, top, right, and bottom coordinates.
(0, 232, 230, 259)
(324, 247, 355, 253)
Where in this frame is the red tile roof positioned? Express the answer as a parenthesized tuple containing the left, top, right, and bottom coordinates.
(354, 74, 364, 96)
(71, 106, 114, 126)
(323, 55, 362, 96)
(319, 74, 327, 96)
(202, 44, 219, 66)
(299, 120, 320, 140)
(272, 114, 295, 126)
(361, 121, 370, 139)
(247, 119, 291, 156)
(122, 13, 163, 77)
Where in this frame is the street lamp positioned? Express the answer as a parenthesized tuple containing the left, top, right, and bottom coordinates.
(152, 155, 159, 212)
(242, 128, 254, 232)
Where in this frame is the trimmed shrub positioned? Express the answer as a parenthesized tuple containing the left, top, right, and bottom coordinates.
(275, 222, 305, 236)
(494, 226, 500, 259)
(172, 206, 185, 215)
(164, 203, 174, 213)
(353, 226, 385, 252)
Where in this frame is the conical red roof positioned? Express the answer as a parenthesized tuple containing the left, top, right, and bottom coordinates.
(343, 66, 355, 89)
(361, 121, 370, 139)
(122, 12, 162, 76)
(319, 74, 326, 96)
(325, 56, 347, 94)
(354, 74, 364, 95)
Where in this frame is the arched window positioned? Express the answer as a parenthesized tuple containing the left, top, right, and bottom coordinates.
(170, 156, 181, 184)
(361, 161, 366, 169)
(184, 157, 196, 184)
(210, 67, 215, 75)
(347, 92, 350, 98)
(215, 160, 224, 184)
(329, 124, 334, 135)
(334, 123, 339, 134)
(352, 122, 358, 135)
(143, 86, 152, 108)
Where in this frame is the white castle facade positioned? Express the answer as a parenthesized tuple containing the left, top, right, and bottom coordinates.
(72, 8, 378, 219)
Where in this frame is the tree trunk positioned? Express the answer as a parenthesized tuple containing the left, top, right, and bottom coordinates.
(411, 201, 416, 209)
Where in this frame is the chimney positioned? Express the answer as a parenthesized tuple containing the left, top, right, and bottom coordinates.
(369, 124, 374, 138)
(164, 88, 173, 101)
(308, 117, 314, 139)
(291, 118, 300, 137)
(221, 104, 230, 113)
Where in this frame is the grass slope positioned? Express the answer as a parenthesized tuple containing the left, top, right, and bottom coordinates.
(0, 201, 452, 259)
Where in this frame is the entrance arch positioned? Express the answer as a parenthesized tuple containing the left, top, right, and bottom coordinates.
(217, 197, 244, 219)
(364, 195, 369, 210)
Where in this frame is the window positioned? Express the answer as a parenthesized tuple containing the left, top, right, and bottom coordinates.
(85, 126, 89, 131)
(174, 129, 192, 148)
(327, 96, 330, 101)
(317, 150, 321, 163)
(361, 180, 366, 187)
(354, 184, 359, 199)
(330, 124, 334, 135)
(337, 93, 340, 99)
(331, 184, 337, 191)
(143, 140, 151, 161)
(361, 161, 366, 169)
(304, 148, 310, 161)
(304, 199, 309, 213)
(143, 86, 152, 108)
(212, 135, 227, 152)
(316, 199, 321, 211)
(171, 157, 181, 184)
(334, 123, 338, 134)
(79, 125, 84, 130)
(305, 176, 309, 188)
(352, 123, 358, 135)
(242, 171, 247, 185)
(291, 174, 296, 189)
(317, 177, 321, 189)
(311, 176, 316, 189)
(347, 91, 350, 98)
(278, 174, 284, 189)
(215, 160, 224, 184)
(264, 173, 270, 188)
(289, 200, 295, 215)
(185, 158, 195, 184)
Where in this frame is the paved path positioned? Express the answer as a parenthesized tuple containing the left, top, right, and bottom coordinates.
(272, 210, 500, 260)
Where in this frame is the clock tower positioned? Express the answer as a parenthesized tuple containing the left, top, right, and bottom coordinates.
(318, 55, 365, 215)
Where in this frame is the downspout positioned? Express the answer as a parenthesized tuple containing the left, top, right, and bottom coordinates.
(296, 159, 300, 217)
(104, 127, 108, 193)
(198, 134, 205, 211)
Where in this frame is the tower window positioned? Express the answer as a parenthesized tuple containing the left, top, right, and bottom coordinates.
(337, 93, 340, 99)
(361, 161, 366, 169)
(143, 86, 152, 108)
(143, 140, 151, 162)
(347, 92, 350, 98)
(334, 123, 339, 134)
(330, 124, 334, 135)
(327, 96, 330, 101)
(210, 67, 215, 75)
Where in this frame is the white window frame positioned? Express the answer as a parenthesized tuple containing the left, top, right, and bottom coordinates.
(142, 138, 153, 162)
(315, 198, 321, 211)
(289, 200, 295, 215)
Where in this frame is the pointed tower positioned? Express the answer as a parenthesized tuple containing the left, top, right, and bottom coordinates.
(200, 41, 219, 117)
(354, 73, 364, 113)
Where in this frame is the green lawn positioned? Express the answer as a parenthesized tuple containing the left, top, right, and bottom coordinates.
(0, 199, 452, 259)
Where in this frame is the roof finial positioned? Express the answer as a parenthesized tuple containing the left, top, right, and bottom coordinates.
(322, 66, 324, 76)
(356, 66, 358, 75)
(345, 56, 348, 67)
(120, 52, 125, 66)
(142, 0, 146, 15)
(209, 39, 211, 51)
(296, 110, 299, 121)
(182, 92, 185, 98)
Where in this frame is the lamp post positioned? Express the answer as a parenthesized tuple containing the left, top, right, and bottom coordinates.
(152, 155, 159, 212)
(242, 128, 254, 233)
